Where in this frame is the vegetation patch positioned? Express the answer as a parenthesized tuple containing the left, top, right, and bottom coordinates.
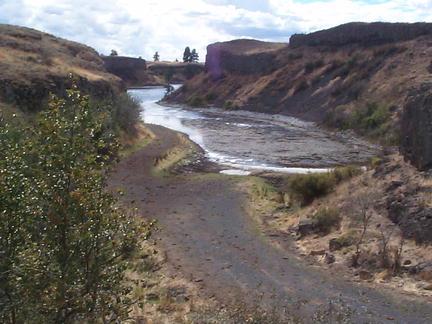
(187, 95, 206, 107)
(288, 166, 362, 206)
(325, 102, 399, 145)
(304, 59, 325, 74)
(0, 86, 151, 322)
(312, 207, 342, 234)
(223, 100, 240, 110)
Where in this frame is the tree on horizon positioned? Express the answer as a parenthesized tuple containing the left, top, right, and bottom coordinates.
(153, 51, 160, 62)
(110, 49, 118, 56)
(191, 49, 199, 63)
(183, 46, 191, 62)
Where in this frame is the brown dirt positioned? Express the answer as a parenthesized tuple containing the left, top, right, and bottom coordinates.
(109, 125, 432, 323)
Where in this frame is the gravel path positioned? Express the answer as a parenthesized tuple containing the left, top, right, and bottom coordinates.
(109, 125, 432, 323)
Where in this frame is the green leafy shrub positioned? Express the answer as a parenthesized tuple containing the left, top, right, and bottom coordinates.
(312, 207, 341, 234)
(289, 173, 336, 206)
(0, 85, 149, 323)
(325, 102, 398, 145)
(111, 92, 141, 135)
(288, 166, 362, 206)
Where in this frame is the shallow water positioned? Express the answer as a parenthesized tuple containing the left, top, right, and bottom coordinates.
(129, 86, 378, 174)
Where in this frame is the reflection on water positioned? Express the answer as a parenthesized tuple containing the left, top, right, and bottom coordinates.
(128, 86, 378, 174)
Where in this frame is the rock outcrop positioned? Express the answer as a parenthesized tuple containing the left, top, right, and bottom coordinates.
(400, 84, 432, 170)
(205, 39, 286, 78)
(102, 56, 149, 87)
(290, 22, 432, 47)
(386, 183, 432, 244)
(147, 62, 204, 83)
(102, 56, 204, 86)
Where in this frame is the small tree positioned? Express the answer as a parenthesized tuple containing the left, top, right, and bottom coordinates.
(349, 189, 375, 267)
(191, 49, 199, 63)
(183, 46, 191, 63)
(110, 49, 118, 56)
(153, 51, 160, 62)
(0, 83, 146, 323)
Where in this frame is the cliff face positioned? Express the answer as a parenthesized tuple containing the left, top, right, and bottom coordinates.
(290, 22, 432, 47)
(205, 39, 287, 78)
(167, 22, 432, 170)
(0, 24, 122, 112)
(102, 56, 150, 87)
(147, 62, 204, 84)
(400, 85, 432, 170)
(102, 56, 204, 87)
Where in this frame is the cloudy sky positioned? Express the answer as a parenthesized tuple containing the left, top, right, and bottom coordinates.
(1, 0, 432, 61)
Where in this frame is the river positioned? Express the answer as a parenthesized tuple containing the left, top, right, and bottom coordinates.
(128, 86, 378, 174)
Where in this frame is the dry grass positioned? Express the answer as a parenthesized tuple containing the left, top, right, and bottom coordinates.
(152, 133, 199, 176)
(240, 155, 432, 298)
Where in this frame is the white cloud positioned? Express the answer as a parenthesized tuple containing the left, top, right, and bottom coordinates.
(0, 0, 431, 61)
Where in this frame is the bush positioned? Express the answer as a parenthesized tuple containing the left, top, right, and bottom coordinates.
(223, 100, 239, 110)
(187, 95, 206, 107)
(0, 86, 148, 323)
(289, 173, 336, 206)
(312, 207, 341, 234)
(330, 230, 358, 251)
(325, 102, 398, 145)
(110, 93, 141, 135)
(333, 165, 362, 182)
(289, 166, 362, 206)
(304, 59, 324, 74)
(369, 156, 383, 168)
(205, 92, 217, 102)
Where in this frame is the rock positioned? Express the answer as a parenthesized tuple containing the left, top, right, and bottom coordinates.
(403, 260, 412, 266)
(412, 262, 432, 281)
(310, 249, 326, 256)
(386, 187, 432, 244)
(167, 286, 189, 303)
(423, 284, 432, 290)
(205, 39, 284, 78)
(386, 180, 404, 193)
(359, 270, 373, 280)
(329, 235, 354, 252)
(296, 219, 318, 237)
(325, 253, 336, 264)
(401, 85, 432, 170)
(290, 22, 432, 48)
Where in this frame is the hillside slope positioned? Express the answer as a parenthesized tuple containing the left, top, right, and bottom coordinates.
(0, 24, 122, 113)
(167, 22, 432, 169)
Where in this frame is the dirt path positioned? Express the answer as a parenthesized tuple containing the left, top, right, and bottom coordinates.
(109, 125, 432, 323)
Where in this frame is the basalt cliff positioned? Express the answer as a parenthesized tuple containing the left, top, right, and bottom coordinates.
(167, 22, 432, 170)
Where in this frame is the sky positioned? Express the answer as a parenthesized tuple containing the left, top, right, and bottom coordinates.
(1, 0, 432, 61)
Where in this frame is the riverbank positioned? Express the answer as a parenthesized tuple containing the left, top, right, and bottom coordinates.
(109, 123, 432, 323)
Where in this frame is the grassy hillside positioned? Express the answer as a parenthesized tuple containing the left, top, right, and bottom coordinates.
(0, 24, 123, 113)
